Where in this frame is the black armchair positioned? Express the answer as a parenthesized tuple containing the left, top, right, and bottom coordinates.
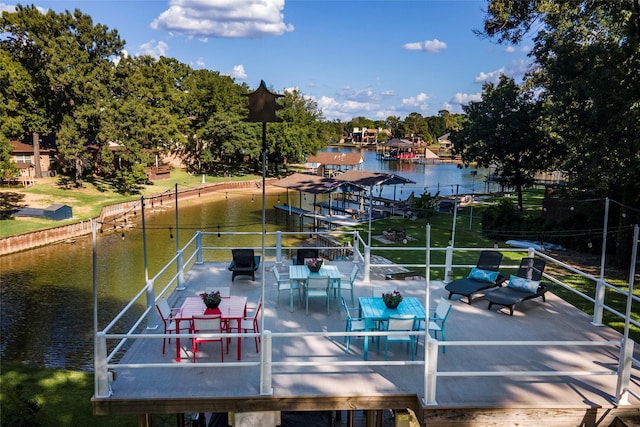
(228, 249, 260, 281)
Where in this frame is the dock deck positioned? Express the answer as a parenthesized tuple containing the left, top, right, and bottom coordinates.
(95, 260, 640, 426)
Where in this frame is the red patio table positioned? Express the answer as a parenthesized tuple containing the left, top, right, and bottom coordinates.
(174, 296, 247, 362)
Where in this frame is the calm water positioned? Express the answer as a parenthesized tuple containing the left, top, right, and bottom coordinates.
(0, 148, 486, 370)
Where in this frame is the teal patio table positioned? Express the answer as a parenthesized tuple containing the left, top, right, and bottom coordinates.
(289, 264, 341, 311)
(358, 296, 426, 360)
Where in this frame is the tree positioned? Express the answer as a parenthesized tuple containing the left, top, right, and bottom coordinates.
(403, 112, 430, 141)
(481, 0, 640, 263)
(385, 116, 404, 139)
(270, 88, 326, 171)
(452, 74, 560, 210)
(177, 67, 248, 174)
(1, 5, 124, 185)
(101, 55, 187, 192)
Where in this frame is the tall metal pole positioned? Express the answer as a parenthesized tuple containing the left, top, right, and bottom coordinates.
(141, 196, 148, 282)
(600, 197, 609, 280)
(175, 183, 179, 253)
(260, 121, 267, 344)
(450, 184, 459, 247)
(92, 219, 99, 395)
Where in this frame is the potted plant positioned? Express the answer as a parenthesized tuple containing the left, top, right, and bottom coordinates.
(305, 257, 323, 273)
(200, 291, 222, 309)
(382, 290, 403, 309)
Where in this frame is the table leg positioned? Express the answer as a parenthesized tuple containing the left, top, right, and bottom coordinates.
(289, 287, 294, 313)
(236, 318, 242, 360)
(175, 319, 182, 362)
(363, 332, 369, 361)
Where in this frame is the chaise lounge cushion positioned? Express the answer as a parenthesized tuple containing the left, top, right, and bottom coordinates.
(468, 267, 499, 283)
(506, 275, 540, 293)
(445, 250, 504, 304)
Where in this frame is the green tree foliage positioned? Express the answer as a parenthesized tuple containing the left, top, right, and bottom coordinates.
(1, 4, 124, 185)
(425, 115, 446, 142)
(270, 88, 326, 169)
(403, 112, 430, 141)
(452, 74, 560, 210)
(97, 55, 185, 192)
(482, 0, 640, 262)
(385, 116, 404, 139)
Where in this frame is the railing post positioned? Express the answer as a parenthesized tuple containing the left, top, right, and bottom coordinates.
(363, 245, 371, 283)
(615, 338, 635, 405)
(196, 231, 203, 264)
(423, 336, 438, 405)
(94, 332, 111, 398)
(276, 231, 282, 264)
(444, 246, 453, 283)
(145, 279, 158, 330)
(353, 231, 360, 262)
(592, 279, 605, 326)
(260, 330, 273, 395)
(176, 250, 185, 290)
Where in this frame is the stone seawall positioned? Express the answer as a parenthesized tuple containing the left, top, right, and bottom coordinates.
(0, 179, 269, 256)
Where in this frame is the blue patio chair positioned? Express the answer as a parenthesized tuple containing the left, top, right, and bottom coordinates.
(383, 314, 416, 361)
(333, 264, 358, 305)
(340, 297, 366, 353)
(415, 299, 452, 354)
(272, 265, 301, 312)
(305, 276, 330, 314)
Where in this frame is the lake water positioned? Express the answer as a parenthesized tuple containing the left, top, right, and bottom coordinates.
(0, 148, 486, 370)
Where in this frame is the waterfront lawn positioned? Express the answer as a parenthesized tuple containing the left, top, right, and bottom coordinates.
(0, 170, 259, 237)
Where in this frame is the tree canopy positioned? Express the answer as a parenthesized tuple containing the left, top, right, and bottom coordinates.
(478, 0, 640, 261)
(452, 74, 561, 210)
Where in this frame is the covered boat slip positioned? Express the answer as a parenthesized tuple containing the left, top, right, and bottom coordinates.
(272, 171, 416, 230)
(94, 257, 640, 425)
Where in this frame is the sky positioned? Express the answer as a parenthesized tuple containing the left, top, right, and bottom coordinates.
(2, 0, 534, 122)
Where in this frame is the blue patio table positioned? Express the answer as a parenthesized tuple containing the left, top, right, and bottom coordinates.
(358, 296, 426, 360)
(289, 264, 341, 310)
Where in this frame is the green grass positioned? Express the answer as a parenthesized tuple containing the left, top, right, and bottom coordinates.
(0, 170, 259, 237)
(0, 363, 141, 426)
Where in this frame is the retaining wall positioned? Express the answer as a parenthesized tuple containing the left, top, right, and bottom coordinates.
(0, 179, 270, 256)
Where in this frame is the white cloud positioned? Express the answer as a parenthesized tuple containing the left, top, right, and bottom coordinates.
(452, 92, 482, 105)
(505, 46, 515, 53)
(474, 67, 505, 84)
(151, 0, 294, 38)
(194, 57, 206, 68)
(314, 95, 379, 121)
(0, 3, 15, 12)
(231, 64, 247, 79)
(137, 40, 169, 58)
(403, 39, 447, 53)
(112, 49, 129, 66)
(401, 92, 429, 108)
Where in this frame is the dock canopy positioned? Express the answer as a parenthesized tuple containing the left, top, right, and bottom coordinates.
(335, 170, 415, 187)
(272, 173, 365, 194)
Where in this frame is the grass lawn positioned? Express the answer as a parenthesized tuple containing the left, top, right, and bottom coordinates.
(0, 170, 257, 237)
(0, 363, 143, 427)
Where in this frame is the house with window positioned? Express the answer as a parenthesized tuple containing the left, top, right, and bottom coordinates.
(9, 138, 56, 177)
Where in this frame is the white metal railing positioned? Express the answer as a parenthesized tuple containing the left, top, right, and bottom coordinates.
(94, 228, 638, 405)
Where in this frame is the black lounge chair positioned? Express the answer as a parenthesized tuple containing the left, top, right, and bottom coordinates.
(294, 248, 319, 265)
(228, 249, 260, 281)
(486, 257, 551, 315)
(444, 250, 505, 304)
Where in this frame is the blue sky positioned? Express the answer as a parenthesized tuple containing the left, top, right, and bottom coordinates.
(2, 0, 534, 121)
